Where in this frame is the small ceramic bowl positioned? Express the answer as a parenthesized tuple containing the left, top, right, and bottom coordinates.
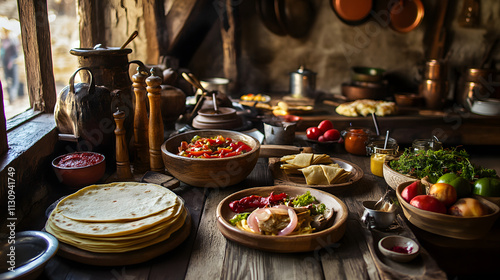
(0, 231, 59, 280)
(378, 235, 420, 263)
(52, 151, 106, 188)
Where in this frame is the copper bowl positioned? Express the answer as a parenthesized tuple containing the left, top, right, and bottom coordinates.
(341, 83, 387, 101)
(52, 152, 106, 188)
(394, 93, 425, 107)
(161, 130, 260, 188)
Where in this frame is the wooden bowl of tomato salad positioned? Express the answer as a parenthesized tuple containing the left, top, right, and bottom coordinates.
(161, 130, 260, 188)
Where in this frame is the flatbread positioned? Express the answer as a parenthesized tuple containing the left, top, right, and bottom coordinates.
(56, 182, 179, 222)
(289, 153, 313, 168)
(47, 199, 183, 237)
(300, 165, 329, 185)
(46, 208, 187, 253)
(321, 165, 343, 184)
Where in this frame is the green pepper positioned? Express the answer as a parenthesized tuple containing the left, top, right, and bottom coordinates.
(436, 173, 472, 198)
(473, 177, 500, 197)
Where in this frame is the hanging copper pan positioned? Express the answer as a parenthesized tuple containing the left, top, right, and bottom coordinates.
(256, 0, 287, 36)
(389, 0, 425, 33)
(331, 0, 373, 25)
(275, 0, 315, 38)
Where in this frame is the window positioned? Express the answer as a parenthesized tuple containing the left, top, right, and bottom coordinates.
(1, 0, 78, 121)
(0, 0, 57, 158)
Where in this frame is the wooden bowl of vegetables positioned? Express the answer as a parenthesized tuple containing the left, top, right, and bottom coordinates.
(161, 130, 260, 188)
(396, 181, 500, 240)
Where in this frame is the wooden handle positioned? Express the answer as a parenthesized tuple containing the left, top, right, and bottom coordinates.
(114, 110, 133, 180)
(259, 145, 313, 158)
(132, 68, 150, 173)
(147, 69, 165, 173)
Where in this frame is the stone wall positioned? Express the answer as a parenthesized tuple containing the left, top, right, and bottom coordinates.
(189, 0, 500, 99)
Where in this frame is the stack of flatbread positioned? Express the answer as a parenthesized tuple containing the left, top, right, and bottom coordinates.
(280, 153, 351, 185)
(45, 182, 187, 253)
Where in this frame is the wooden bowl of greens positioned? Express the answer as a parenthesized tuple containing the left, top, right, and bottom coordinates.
(384, 148, 497, 190)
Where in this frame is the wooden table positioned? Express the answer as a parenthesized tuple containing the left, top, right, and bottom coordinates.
(36, 137, 500, 280)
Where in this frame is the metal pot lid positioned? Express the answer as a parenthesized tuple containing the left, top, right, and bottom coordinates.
(331, 0, 373, 25)
(389, 0, 425, 33)
(70, 46, 132, 56)
(291, 65, 317, 75)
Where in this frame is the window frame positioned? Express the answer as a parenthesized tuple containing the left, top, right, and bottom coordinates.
(0, 0, 56, 162)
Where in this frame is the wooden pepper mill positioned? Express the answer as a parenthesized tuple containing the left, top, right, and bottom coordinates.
(146, 68, 165, 173)
(114, 108, 134, 180)
(132, 67, 150, 173)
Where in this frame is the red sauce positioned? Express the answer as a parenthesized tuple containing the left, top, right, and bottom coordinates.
(56, 152, 104, 168)
(390, 245, 412, 254)
(344, 128, 371, 156)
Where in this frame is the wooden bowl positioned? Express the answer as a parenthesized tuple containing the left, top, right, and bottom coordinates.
(161, 130, 260, 188)
(216, 185, 348, 252)
(383, 161, 418, 190)
(396, 181, 500, 240)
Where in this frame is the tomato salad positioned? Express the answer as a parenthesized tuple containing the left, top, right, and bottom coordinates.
(178, 135, 253, 158)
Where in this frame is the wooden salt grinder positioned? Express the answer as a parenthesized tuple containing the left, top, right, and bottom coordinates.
(146, 69, 165, 173)
(114, 109, 134, 180)
(132, 68, 150, 173)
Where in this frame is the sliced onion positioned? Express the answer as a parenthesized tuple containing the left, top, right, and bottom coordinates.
(268, 205, 289, 215)
(256, 208, 272, 221)
(277, 206, 298, 236)
(247, 208, 266, 233)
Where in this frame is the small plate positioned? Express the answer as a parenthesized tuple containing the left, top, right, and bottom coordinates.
(269, 157, 363, 192)
(240, 94, 271, 103)
(216, 185, 348, 252)
(306, 138, 344, 145)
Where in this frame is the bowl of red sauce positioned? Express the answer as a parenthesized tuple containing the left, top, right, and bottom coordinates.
(378, 235, 420, 263)
(52, 152, 106, 188)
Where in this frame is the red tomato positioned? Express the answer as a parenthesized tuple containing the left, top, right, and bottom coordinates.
(409, 195, 447, 214)
(317, 120, 334, 133)
(306, 127, 322, 140)
(318, 135, 326, 142)
(323, 129, 340, 141)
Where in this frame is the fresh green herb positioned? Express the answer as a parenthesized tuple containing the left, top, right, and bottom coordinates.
(229, 212, 249, 225)
(292, 191, 326, 214)
(316, 203, 326, 214)
(293, 191, 317, 206)
(389, 147, 497, 182)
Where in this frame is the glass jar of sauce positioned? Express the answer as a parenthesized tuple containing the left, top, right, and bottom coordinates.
(342, 128, 372, 156)
(367, 137, 398, 177)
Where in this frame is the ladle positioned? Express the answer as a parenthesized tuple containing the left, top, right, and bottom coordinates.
(120, 30, 139, 50)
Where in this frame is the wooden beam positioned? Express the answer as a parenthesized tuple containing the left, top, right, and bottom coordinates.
(164, 0, 218, 65)
(0, 84, 7, 155)
(142, 0, 164, 65)
(220, 0, 238, 94)
(77, 0, 106, 48)
(17, 0, 56, 113)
